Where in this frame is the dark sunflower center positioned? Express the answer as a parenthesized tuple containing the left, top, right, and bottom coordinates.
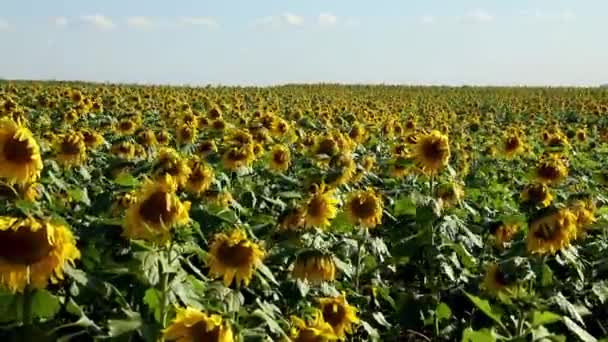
(350, 196, 377, 219)
(307, 196, 327, 218)
(216, 241, 253, 267)
(0, 225, 53, 264)
(190, 320, 221, 342)
(138, 191, 174, 225)
(505, 137, 520, 151)
(421, 140, 445, 161)
(273, 151, 288, 164)
(548, 138, 564, 147)
(199, 142, 214, 153)
(317, 139, 337, 155)
(537, 164, 561, 180)
(181, 129, 193, 139)
(227, 149, 248, 162)
(119, 121, 133, 131)
(212, 121, 225, 130)
(190, 169, 208, 183)
(278, 123, 288, 133)
(322, 303, 347, 328)
(533, 222, 558, 240)
(61, 139, 81, 155)
(526, 186, 547, 203)
(3, 136, 34, 163)
(394, 144, 407, 155)
(493, 268, 509, 286)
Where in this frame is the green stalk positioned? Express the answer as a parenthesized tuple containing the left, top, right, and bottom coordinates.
(22, 285, 34, 326)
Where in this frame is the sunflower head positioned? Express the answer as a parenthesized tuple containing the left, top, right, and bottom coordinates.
(436, 182, 464, 208)
(535, 156, 568, 184)
(489, 221, 520, 248)
(0, 216, 80, 293)
(185, 160, 215, 195)
(156, 130, 172, 146)
(208, 229, 265, 287)
(503, 134, 525, 158)
(55, 132, 87, 167)
(292, 250, 336, 284)
(345, 189, 383, 229)
(527, 208, 577, 255)
(176, 123, 197, 145)
(163, 307, 234, 342)
(304, 183, 339, 229)
(137, 129, 157, 146)
(0, 119, 43, 185)
(123, 175, 191, 243)
(521, 183, 553, 208)
(81, 129, 104, 149)
(314, 136, 339, 158)
(318, 294, 360, 338)
(569, 199, 596, 238)
(279, 207, 307, 232)
(221, 144, 256, 171)
(153, 148, 192, 187)
(269, 144, 291, 172)
(412, 130, 450, 174)
(290, 310, 338, 342)
(197, 140, 218, 156)
(482, 263, 516, 294)
(111, 141, 136, 160)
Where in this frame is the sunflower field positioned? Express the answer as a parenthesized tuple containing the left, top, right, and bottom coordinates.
(1, 81, 608, 342)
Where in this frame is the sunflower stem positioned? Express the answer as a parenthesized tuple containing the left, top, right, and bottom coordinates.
(158, 243, 173, 329)
(354, 228, 367, 292)
(429, 172, 435, 197)
(22, 285, 34, 327)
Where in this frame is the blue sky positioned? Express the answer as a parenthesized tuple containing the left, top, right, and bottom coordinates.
(0, 0, 606, 86)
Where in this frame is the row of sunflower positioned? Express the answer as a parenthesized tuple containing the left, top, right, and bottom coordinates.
(0, 81, 607, 341)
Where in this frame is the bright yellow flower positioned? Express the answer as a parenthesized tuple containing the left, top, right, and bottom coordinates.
(208, 229, 265, 287)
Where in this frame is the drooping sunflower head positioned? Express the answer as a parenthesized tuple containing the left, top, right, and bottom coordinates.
(489, 221, 520, 248)
(412, 130, 450, 174)
(568, 199, 596, 238)
(185, 159, 215, 195)
(208, 229, 265, 287)
(290, 310, 338, 342)
(156, 130, 172, 146)
(80, 129, 104, 149)
(0, 119, 43, 185)
(0, 216, 80, 293)
(503, 134, 525, 158)
(521, 183, 553, 208)
(345, 188, 383, 229)
(55, 132, 87, 167)
(176, 123, 198, 145)
(221, 144, 256, 171)
(279, 207, 307, 232)
(137, 129, 157, 146)
(163, 307, 234, 342)
(318, 294, 360, 338)
(436, 182, 464, 208)
(197, 139, 218, 156)
(111, 141, 136, 160)
(535, 156, 568, 184)
(361, 155, 376, 172)
(314, 136, 339, 158)
(153, 148, 192, 187)
(292, 250, 337, 284)
(304, 183, 339, 229)
(123, 175, 191, 243)
(527, 208, 577, 255)
(268, 144, 291, 172)
(482, 263, 515, 294)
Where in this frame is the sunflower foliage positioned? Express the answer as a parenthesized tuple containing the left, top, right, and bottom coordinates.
(0, 81, 607, 341)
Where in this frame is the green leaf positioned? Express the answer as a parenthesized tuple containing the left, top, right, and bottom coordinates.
(67, 187, 91, 206)
(135, 251, 160, 286)
(553, 292, 586, 325)
(114, 173, 140, 187)
(393, 196, 416, 216)
(464, 292, 503, 325)
(541, 264, 554, 287)
(562, 317, 597, 342)
(360, 320, 380, 342)
(372, 312, 392, 327)
(257, 263, 279, 286)
(330, 211, 356, 233)
(450, 243, 477, 269)
(0, 290, 19, 323)
(436, 302, 452, 322)
(592, 281, 608, 304)
(461, 327, 497, 342)
(107, 310, 143, 338)
(531, 311, 562, 327)
(31, 289, 61, 320)
(143, 288, 162, 322)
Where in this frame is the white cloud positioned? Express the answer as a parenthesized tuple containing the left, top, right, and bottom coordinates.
(53, 17, 68, 28)
(0, 19, 11, 31)
(318, 13, 338, 27)
(80, 14, 115, 30)
(420, 15, 436, 24)
(283, 13, 304, 26)
(178, 17, 219, 29)
(127, 16, 153, 30)
(466, 9, 494, 23)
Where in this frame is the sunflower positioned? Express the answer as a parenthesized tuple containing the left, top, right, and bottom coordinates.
(527, 208, 577, 255)
(80, 129, 104, 149)
(292, 250, 336, 284)
(317, 294, 359, 339)
(0, 216, 80, 293)
(55, 132, 87, 167)
(482, 263, 513, 294)
(569, 200, 596, 237)
(197, 140, 218, 156)
(205, 190, 234, 209)
(327, 153, 356, 186)
(123, 175, 191, 243)
(111, 141, 136, 160)
(154, 148, 192, 187)
(535, 156, 567, 184)
(290, 310, 338, 342)
(185, 160, 215, 195)
(436, 182, 464, 207)
(521, 183, 553, 208)
(279, 207, 307, 231)
(411, 130, 450, 174)
(208, 229, 265, 287)
(0, 119, 43, 185)
(503, 134, 524, 158)
(137, 129, 157, 147)
(117, 118, 138, 135)
(490, 221, 520, 248)
(361, 156, 375, 172)
(314, 136, 339, 157)
(163, 307, 234, 342)
(176, 124, 197, 145)
(345, 189, 383, 229)
(221, 144, 256, 171)
(156, 130, 172, 146)
(304, 183, 339, 229)
(269, 144, 291, 172)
